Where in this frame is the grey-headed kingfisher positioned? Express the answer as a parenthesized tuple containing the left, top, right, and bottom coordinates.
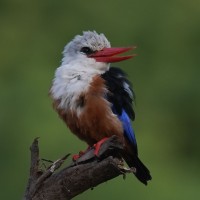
(50, 31, 152, 185)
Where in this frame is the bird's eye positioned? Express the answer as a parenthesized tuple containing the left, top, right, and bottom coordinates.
(80, 47, 93, 55)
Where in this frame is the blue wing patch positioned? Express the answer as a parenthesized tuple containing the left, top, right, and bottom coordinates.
(112, 106, 138, 153)
(118, 109, 137, 146)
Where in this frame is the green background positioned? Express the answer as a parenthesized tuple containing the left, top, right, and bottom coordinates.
(0, 0, 200, 199)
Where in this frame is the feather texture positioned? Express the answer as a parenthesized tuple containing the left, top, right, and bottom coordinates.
(101, 67, 137, 148)
(101, 67, 135, 120)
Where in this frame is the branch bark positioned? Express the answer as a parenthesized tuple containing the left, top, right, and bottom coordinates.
(23, 136, 134, 200)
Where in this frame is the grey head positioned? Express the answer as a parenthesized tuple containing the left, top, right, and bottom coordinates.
(62, 31, 111, 65)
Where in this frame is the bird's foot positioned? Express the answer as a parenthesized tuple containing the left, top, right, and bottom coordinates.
(93, 137, 109, 157)
(72, 146, 91, 161)
(72, 137, 109, 161)
(72, 152, 83, 161)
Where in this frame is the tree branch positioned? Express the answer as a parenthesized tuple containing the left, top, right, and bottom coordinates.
(23, 136, 135, 200)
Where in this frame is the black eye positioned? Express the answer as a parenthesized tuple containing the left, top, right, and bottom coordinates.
(80, 47, 93, 55)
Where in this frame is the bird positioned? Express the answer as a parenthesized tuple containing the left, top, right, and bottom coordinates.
(50, 31, 152, 185)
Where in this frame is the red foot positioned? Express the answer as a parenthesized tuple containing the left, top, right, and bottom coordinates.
(72, 137, 109, 161)
(72, 151, 83, 161)
(93, 137, 109, 156)
(72, 147, 90, 161)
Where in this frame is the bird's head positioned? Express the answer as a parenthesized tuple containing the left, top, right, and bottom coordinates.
(62, 31, 136, 72)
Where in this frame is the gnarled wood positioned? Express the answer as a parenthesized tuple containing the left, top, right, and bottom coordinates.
(24, 136, 135, 200)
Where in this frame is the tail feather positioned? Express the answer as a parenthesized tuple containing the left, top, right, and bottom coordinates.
(124, 155, 152, 185)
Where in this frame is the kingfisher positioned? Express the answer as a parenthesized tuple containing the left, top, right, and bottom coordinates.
(50, 31, 152, 185)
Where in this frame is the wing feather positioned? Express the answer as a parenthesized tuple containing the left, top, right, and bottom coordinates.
(101, 67, 137, 153)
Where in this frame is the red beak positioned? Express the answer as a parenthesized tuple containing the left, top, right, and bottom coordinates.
(89, 47, 136, 63)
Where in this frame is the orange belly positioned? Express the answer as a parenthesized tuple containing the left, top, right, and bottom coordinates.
(53, 75, 124, 146)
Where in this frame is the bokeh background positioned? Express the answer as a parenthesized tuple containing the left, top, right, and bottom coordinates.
(0, 0, 200, 199)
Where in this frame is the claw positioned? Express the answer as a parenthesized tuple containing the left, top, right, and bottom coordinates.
(72, 137, 109, 161)
(72, 153, 81, 161)
(93, 137, 109, 156)
(72, 147, 91, 161)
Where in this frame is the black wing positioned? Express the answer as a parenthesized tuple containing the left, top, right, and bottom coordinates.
(101, 67, 135, 120)
(101, 67, 138, 152)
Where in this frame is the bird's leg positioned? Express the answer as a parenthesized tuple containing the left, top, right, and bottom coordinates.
(72, 137, 109, 161)
(93, 137, 109, 157)
(72, 146, 91, 161)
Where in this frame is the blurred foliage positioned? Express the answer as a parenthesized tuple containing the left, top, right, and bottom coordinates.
(0, 0, 200, 199)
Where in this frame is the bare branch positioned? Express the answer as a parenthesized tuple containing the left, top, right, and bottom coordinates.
(23, 136, 132, 200)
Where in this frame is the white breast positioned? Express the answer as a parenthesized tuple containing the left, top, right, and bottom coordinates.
(50, 64, 102, 112)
